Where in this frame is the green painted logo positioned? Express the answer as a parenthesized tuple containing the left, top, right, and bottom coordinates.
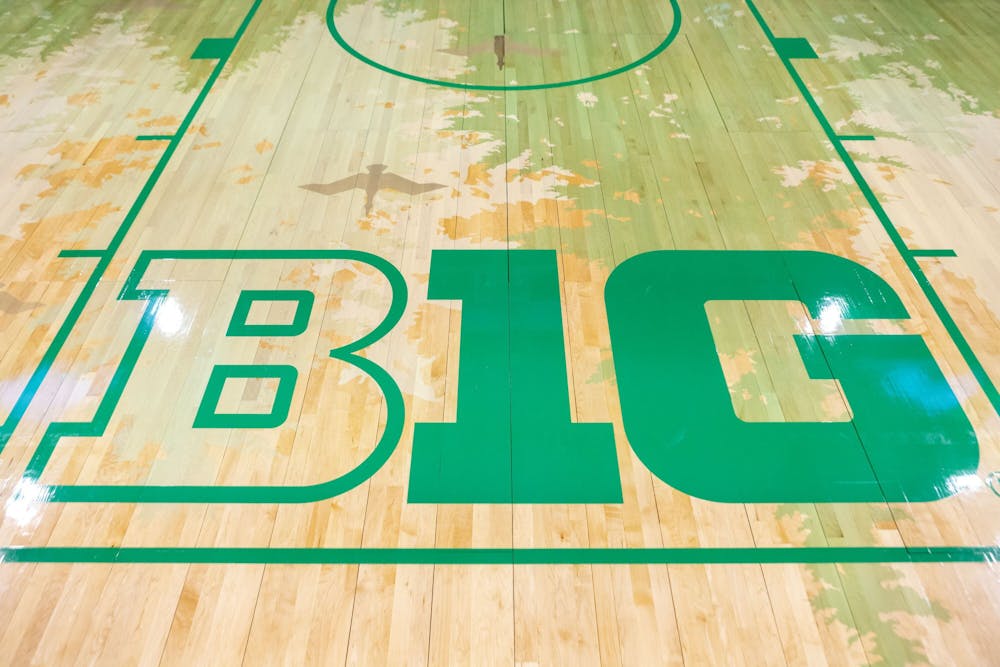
(605, 251, 977, 503)
(408, 249, 977, 504)
(17, 249, 978, 506)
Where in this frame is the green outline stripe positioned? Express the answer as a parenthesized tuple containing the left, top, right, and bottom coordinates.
(326, 0, 682, 91)
(0, 0, 264, 451)
(2, 546, 998, 564)
(744, 0, 1000, 418)
(911, 249, 957, 258)
(837, 134, 876, 141)
(57, 249, 107, 258)
(135, 134, 174, 142)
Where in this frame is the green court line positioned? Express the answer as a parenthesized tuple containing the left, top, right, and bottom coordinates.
(191, 37, 235, 60)
(744, 0, 1000, 418)
(837, 134, 876, 141)
(2, 546, 998, 564)
(773, 36, 818, 59)
(910, 249, 958, 258)
(326, 0, 682, 91)
(57, 249, 107, 258)
(0, 0, 263, 452)
(135, 134, 174, 142)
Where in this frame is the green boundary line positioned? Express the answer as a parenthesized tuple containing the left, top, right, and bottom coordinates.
(0, 0, 264, 451)
(744, 0, 1000, 418)
(910, 249, 957, 258)
(2, 546, 998, 564)
(191, 37, 235, 60)
(57, 249, 107, 258)
(135, 134, 174, 142)
(773, 36, 818, 60)
(326, 0, 682, 91)
(837, 134, 876, 141)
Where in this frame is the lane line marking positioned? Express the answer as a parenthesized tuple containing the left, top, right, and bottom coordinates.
(57, 249, 107, 258)
(910, 249, 958, 258)
(2, 546, 998, 564)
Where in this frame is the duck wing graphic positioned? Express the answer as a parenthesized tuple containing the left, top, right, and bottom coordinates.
(299, 175, 360, 196)
(377, 173, 446, 195)
(439, 40, 496, 57)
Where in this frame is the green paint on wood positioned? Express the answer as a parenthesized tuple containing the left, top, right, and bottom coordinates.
(606, 251, 978, 503)
(193, 364, 298, 429)
(408, 250, 621, 504)
(191, 37, 234, 60)
(21, 249, 407, 504)
(773, 37, 818, 60)
(226, 289, 314, 337)
(1, 546, 998, 564)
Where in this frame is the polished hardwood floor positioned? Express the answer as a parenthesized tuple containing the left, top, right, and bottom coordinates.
(1, 0, 999, 663)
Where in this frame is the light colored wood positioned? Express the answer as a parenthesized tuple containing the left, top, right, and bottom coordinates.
(0, 0, 999, 664)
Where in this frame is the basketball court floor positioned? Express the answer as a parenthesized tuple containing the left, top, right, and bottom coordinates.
(1, 0, 999, 663)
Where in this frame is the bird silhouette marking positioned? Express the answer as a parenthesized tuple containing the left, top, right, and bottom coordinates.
(439, 36, 559, 71)
(301, 164, 445, 217)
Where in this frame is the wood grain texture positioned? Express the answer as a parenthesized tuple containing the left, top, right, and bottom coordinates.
(0, 0, 998, 664)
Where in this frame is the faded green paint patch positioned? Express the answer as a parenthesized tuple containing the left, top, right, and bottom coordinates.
(585, 356, 616, 386)
(0, 0, 317, 90)
(819, 563, 950, 664)
(774, 504, 951, 664)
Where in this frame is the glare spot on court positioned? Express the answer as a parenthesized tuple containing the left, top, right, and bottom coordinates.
(156, 297, 186, 337)
(818, 299, 846, 333)
(5, 478, 52, 528)
(944, 473, 984, 497)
